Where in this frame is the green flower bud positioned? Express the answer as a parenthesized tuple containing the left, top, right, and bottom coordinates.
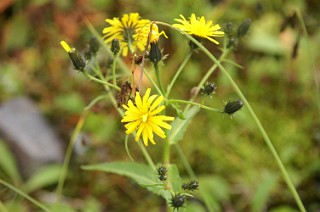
(149, 42, 162, 64)
(111, 38, 120, 55)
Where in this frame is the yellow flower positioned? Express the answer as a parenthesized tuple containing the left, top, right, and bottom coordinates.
(133, 23, 168, 50)
(172, 13, 224, 44)
(121, 88, 174, 146)
(103, 13, 150, 56)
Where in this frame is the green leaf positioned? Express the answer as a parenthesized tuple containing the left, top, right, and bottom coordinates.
(251, 173, 278, 212)
(82, 162, 170, 199)
(23, 164, 61, 193)
(167, 164, 181, 193)
(168, 106, 200, 145)
(0, 140, 21, 184)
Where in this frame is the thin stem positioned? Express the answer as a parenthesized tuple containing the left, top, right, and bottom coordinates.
(138, 142, 156, 170)
(174, 145, 196, 179)
(56, 110, 89, 201)
(163, 139, 170, 165)
(84, 94, 108, 110)
(143, 68, 162, 95)
(0, 178, 50, 212)
(153, 63, 165, 95)
(157, 21, 306, 212)
(83, 72, 120, 91)
(112, 55, 118, 85)
(167, 99, 221, 113)
(166, 51, 193, 98)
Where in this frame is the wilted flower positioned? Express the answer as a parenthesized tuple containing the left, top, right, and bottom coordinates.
(133, 23, 167, 50)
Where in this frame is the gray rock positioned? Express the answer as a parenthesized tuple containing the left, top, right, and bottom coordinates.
(0, 97, 63, 178)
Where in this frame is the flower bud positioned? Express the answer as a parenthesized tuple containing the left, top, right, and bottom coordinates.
(182, 180, 199, 191)
(201, 82, 216, 96)
(237, 18, 252, 38)
(89, 37, 100, 54)
(111, 38, 120, 55)
(224, 100, 243, 115)
(68, 49, 86, 71)
(60, 41, 86, 71)
(170, 193, 186, 210)
(149, 42, 162, 64)
(224, 22, 235, 37)
(157, 165, 167, 181)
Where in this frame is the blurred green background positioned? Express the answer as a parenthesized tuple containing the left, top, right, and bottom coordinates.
(0, 0, 319, 211)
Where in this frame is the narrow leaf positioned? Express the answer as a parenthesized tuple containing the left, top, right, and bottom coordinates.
(251, 173, 278, 212)
(82, 162, 170, 199)
(167, 164, 181, 193)
(23, 164, 62, 193)
(0, 140, 21, 184)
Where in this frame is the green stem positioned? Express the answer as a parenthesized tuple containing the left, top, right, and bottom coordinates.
(163, 139, 170, 165)
(153, 63, 165, 95)
(157, 21, 306, 212)
(0, 179, 50, 212)
(174, 145, 196, 179)
(166, 51, 193, 98)
(56, 110, 89, 201)
(167, 99, 221, 113)
(138, 142, 156, 170)
(112, 55, 118, 85)
(83, 72, 120, 91)
(84, 94, 108, 110)
(143, 68, 162, 95)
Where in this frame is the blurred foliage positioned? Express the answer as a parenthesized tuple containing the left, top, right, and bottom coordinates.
(0, 0, 320, 211)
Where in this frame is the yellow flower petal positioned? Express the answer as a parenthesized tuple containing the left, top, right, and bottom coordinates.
(172, 13, 224, 44)
(60, 41, 72, 52)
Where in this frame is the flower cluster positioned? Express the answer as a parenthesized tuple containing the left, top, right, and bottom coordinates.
(103, 13, 167, 56)
(61, 13, 226, 147)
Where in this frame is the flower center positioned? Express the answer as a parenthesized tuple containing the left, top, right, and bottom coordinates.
(142, 113, 149, 123)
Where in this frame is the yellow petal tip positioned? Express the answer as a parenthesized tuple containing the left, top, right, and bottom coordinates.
(60, 41, 71, 52)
